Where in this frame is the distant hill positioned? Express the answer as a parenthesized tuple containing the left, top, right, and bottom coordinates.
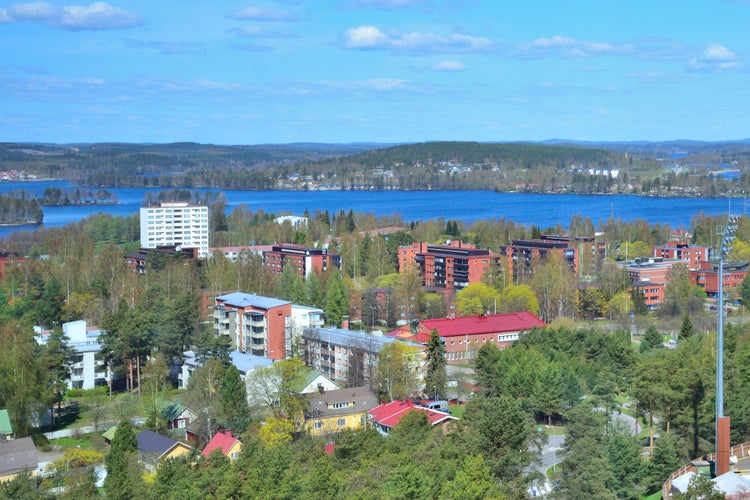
(2, 139, 750, 195)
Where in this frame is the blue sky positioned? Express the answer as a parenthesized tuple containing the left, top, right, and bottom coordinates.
(1, 0, 749, 145)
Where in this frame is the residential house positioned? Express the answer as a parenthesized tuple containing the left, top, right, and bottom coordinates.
(201, 430, 242, 461)
(398, 240, 502, 292)
(34, 320, 112, 390)
(140, 201, 209, 258)
(0, 437, 37, 482)
(136, 429, 192, 471)
(300, 370, 341, 395)
(389, 312, 545, 364)
(304, 387, 378, 438)
(368, 400, 457, 435)
(178, 350, 273, 389)
(213, 292, 292, 359)
(161, 402, 198, 431)
(0, 410, 12, 440)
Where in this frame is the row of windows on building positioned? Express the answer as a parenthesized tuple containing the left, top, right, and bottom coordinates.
(312, 416, 366, 430)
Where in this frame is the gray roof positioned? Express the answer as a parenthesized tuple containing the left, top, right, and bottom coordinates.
(216, 292, 290, 310)
(713, 471, 750, 494)
(229, 351, 274, 374)
(303, 327, 397, 353)
(0, 437, 37, 476)
(182, 350, 273, 375)
(306, 387, 378, 419)
(137, 429, 184, 459)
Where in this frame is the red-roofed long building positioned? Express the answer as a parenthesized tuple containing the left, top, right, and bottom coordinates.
(368, 400, 456, 434)
(389, 312, 545, 364)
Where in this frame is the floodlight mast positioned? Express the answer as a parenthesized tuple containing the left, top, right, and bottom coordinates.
(716, 214, 738, 477)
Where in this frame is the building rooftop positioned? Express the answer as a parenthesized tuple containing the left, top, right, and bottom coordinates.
(216, 292, 291, 310)
(418, 312, 545, 338)
(0, 437, 37, 476)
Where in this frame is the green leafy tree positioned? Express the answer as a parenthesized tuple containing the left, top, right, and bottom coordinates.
(377, 341, 418, 401)
(184, 358, 226, 443)
(424, 328, 447, 400)
(455, 282, 501, 316)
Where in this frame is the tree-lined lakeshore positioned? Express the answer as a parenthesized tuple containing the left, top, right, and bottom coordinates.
(4, 140, 750, 196)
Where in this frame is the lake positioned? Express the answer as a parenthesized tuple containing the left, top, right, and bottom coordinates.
(0, 180, 740, 239)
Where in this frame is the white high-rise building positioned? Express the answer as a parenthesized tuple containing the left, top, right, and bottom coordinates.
(140, 201, 209, 257)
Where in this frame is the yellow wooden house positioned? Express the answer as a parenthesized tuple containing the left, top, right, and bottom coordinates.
(304, 386, 379, 438)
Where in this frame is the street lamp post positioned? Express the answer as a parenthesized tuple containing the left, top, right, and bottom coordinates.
(716, 214, 738, 477)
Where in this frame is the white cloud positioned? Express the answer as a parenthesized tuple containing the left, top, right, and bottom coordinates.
(434, 60, 465, 71)
(688, 43, 739, 72)
(343, 25, 390, 48)
(520, 35, 633, 58)
(0, 1, 142, 30)
(343, 25, 491, 53)
(228, 6, 298, 22)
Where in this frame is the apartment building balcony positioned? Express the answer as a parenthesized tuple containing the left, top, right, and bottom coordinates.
(243, 312, 265, 327)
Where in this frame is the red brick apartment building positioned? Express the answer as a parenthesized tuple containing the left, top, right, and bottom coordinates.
(398, 240, 502, 291)
(263, 244, 341, 278)
(652, 242, 710, 270)
(690, 261, 749, 299)
(500, 235, 604, 281)
(213, 292, 291, 360)
(621, 258, 688, 309)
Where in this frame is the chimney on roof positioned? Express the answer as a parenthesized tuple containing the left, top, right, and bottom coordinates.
(318, 383, 324, 394)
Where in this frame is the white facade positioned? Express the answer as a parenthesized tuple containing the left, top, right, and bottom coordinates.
(35, 320, 110, 390)
(289, 305, 325, 357)
(140, 202, 209, 258)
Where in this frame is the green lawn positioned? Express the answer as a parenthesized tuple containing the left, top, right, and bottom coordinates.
(449, 404, 465, 419)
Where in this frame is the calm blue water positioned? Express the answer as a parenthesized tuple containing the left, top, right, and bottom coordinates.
(0, 180, 737, 239)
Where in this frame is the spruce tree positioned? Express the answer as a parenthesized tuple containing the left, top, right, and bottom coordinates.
(104, 419, 141, 500)
(424, 328, 447, 400)
(680, 314, 695, 340)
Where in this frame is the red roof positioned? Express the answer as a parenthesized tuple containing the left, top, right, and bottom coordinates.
(368, 400, 456, 430)
(421, 312, 544, 338)
(201, 431, 240, 458)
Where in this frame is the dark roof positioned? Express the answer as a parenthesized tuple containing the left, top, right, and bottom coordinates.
(306, 387, 378, 419)
(137, 429, 181, 457)
(0, 437, 37, 476)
